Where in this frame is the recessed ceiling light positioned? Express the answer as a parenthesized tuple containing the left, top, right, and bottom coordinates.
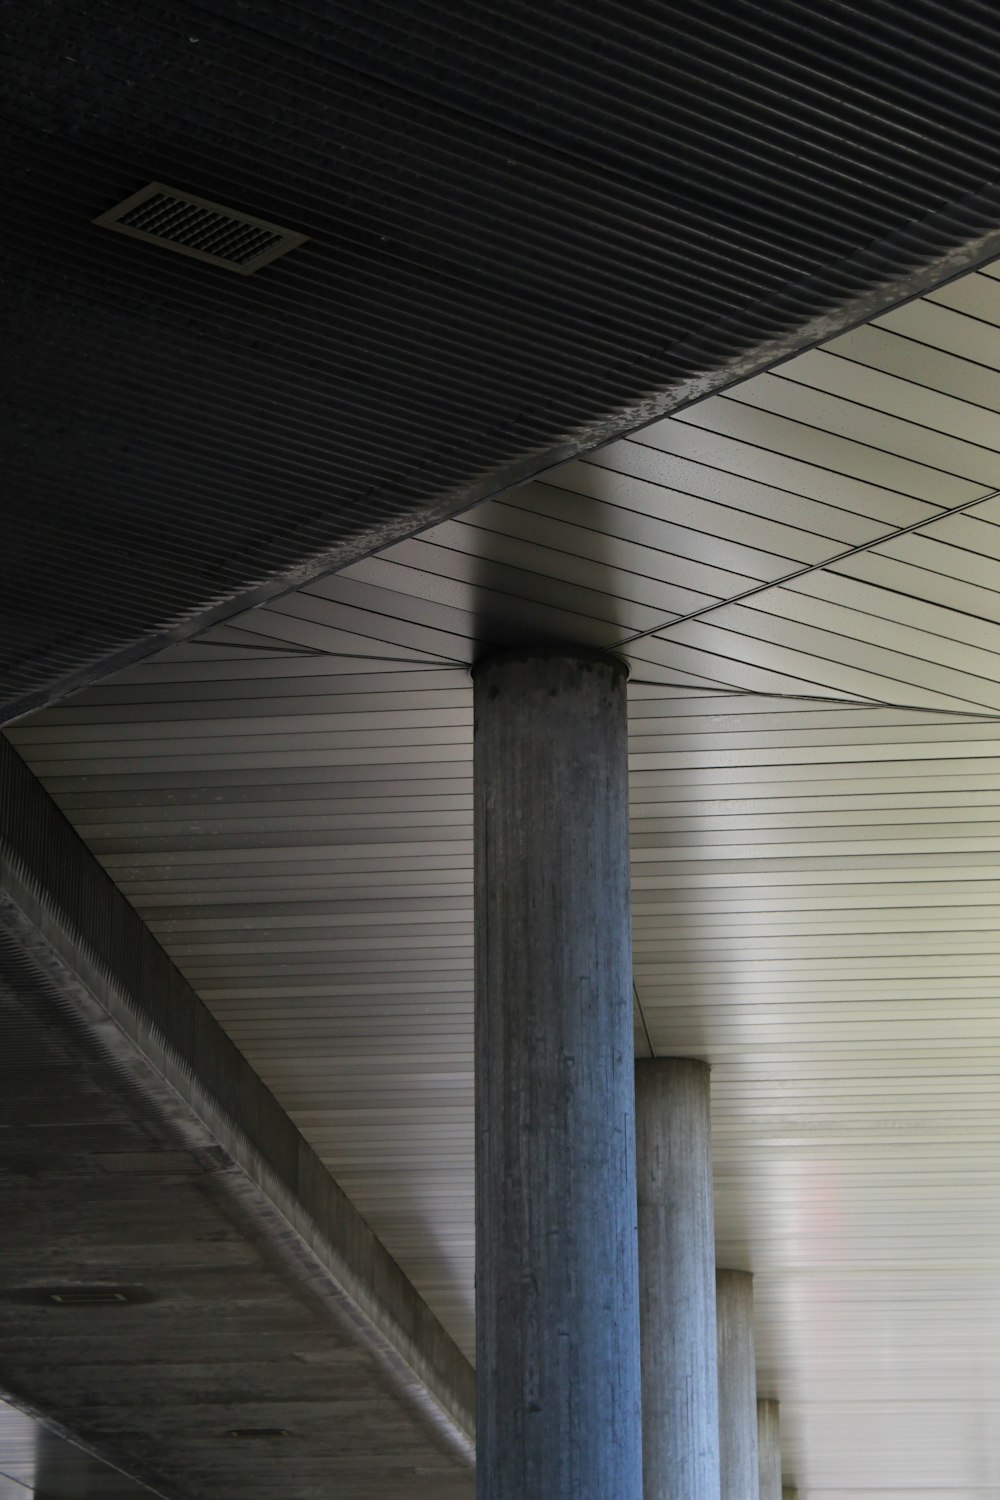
(226, 1429, 290, 1439)
(46, 1288, 132, 1305)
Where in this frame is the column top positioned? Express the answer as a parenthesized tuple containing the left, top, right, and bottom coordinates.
(471, 644, 629, 680)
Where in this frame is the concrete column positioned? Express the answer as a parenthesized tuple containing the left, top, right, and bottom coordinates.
(636, 1058, 720, 1500)
(757, 1398, 782, 1500)
(474, 647, 642, 1500)
(717, 1270, 759, 1500)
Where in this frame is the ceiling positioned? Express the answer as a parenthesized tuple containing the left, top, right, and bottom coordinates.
(0, 1395, 161, 1500)
(7, 0, 1000, 721)
(0, 731, 474, 1500)
(10, 255, 1000, 1494)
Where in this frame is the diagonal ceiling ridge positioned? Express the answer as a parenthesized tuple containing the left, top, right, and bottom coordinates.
(626, 683, 1000, 723)
(610, 484, 1000, 652)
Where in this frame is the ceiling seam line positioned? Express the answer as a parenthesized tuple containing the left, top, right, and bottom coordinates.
(832, 318, 1000, 381)
(662, 613, 1000, 714)
(710, 392, 1000, 486)
(609, 483, 1000, 650)
(630, 630, 998, 713)
(629, 687, 1000, 720)
(758, 366, 1000, 460)
(618, 426, 966, 502)
(518, 473, 881, 554)
(206, 649, 468, 667)
(818, 343, 1000, 417)
(625, 680, 1000, 717)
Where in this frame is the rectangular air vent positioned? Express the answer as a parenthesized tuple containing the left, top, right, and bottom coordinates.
(94, 184, 307, 274)
(8, 1284, 154, 1307)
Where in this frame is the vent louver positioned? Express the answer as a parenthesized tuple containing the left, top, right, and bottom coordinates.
(94, 184, 307, 273)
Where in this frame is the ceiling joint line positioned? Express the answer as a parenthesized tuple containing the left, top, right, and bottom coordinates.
(189, 639, 331, 657)
(208, 647, 469, 667)
(625, 680, 1000, 720)
(747, 369, 1000, 475)
(820, 341, 1000, 420)
(609, 483, 1000, 651)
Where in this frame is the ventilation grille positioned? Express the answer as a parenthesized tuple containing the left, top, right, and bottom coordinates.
(94, 184, 307, 273)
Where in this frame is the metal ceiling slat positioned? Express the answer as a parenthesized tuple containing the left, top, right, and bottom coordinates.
(911, 502, 1000, 553)
(825, 322, 1000, 411)
(190, 616, 450, 665)
(928, 269, 1000, 322)
(549, 461, 885, 550)
(22, 746, 473, 778)
(415, 516, 749, 614)
(679, 394, 988, 504)
(262, 591, 476, 663)
(357, 540, 651, 644)
(350, 530, 698, 626)
(623, 634, 869, 700)
(629, 721, 1000, 750)
(55, 668, 469, 712)
(781, 346, 1000, 437)
(327, 560, 664, 640)
(10, 707, 472, 747)
(753, 577, 1000, 677)
(607, 424, 942, 531)
(874, 295, 1000, 369)
(513, 474, 847, 566)
(474, 489, 806, 584)
(660, 612, 1000, 712)
(729, 371, 1000, 488)
(831, 547, 1000, 621)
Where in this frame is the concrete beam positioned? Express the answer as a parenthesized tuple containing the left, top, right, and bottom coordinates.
(0, 736, 474, 1497)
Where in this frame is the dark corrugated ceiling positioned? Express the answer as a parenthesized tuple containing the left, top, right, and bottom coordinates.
(4, 0, 1000, 720)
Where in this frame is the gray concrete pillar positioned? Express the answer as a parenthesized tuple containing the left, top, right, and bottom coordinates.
(717, 1270, 759, 1500)
(757, 1398, 782, 1500)
(474, 647, 642, 1500)
(636, 1058, 720, 1500)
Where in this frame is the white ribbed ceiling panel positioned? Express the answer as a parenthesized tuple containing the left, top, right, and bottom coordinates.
(13, 262, 1000, 1496)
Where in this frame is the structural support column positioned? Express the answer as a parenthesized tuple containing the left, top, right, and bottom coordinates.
(474, 647, 642, 1500)
(717, 1269, 759, 1500)
(757, 1399, 782, 1500)
(636, 1058, 720, 1500)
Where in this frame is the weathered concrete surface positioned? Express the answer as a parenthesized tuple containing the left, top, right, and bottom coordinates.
(0, 735, 474, 1499)
(758, 1399, 782, 1500)
(474, 648, 642, 1500)
(636, 1058, 720, 1500)
(717, 1270, 759, 1500)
